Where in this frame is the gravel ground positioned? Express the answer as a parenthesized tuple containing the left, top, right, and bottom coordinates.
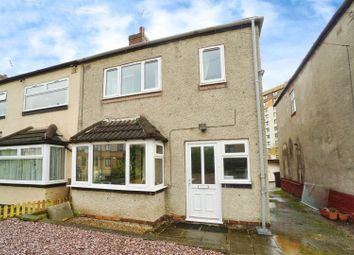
(0, 219, 222, 255)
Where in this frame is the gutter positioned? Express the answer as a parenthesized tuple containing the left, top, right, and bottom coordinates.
(251, 19, 271, 236)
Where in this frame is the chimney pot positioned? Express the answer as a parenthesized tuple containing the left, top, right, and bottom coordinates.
(129, 26, 149, 46)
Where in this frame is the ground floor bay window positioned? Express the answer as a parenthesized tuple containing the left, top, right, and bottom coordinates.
(71, 140, 165, 191)
(0, 145, 66, 185)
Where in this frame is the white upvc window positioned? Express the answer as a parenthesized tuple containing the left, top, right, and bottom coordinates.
(290, 90, 296, 114)
(103, 58, 162, 99)
(0, 91, 7, 117)
(0, 145, 66, 185)
(221, 140, 250, 184)
(154, 143, 164, 186)
(199, 45, 226, 85)
(24, 78, 69, 112)
(71, 140, 165, 192)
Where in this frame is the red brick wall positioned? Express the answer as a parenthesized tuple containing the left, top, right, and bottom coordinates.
(328, 190, 354, 214)
(281, 178, 304, 199)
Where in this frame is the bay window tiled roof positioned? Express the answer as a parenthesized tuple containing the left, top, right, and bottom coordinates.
(70, 116, 167, 143)
(0, 125, 68, 146)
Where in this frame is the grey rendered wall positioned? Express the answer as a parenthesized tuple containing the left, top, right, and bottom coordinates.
(79, 26, 266, 222)
(277, 2, 354, 195)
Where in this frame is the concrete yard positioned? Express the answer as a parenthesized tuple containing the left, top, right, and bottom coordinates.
(1, 190, 354, 254)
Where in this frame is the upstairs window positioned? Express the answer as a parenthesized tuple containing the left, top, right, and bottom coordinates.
(199, 45, 226, 85)
(104, 58, 161, 98)
(290, 90, 296, 114)
(24, 78, 69, 112)
(0, 92, 7, 117)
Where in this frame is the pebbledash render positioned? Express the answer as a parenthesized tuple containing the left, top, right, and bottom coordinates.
(0, 67, 81, 204)
(0, 17, 268, 226)
(275, 0, 354, 213)
(71, 17, 268, 225)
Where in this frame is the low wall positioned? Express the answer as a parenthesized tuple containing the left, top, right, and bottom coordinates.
(281, 178, 304, 199)
(328, 190, 354, 214)
(71, 188, 166, 223)
(0, 184, 68, 205)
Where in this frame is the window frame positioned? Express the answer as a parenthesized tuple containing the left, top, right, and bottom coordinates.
(0, 91, 7, 117)
(23, 78, 69, 112)
(290, 89, 296, 115)
(199, 44, 226, 85)
(220, 140, 251, 184)
(0, 144, 66, 185)
(71, 140, 165, 192)
(154, 142, 164, 187)
(103, 57, 162, 99)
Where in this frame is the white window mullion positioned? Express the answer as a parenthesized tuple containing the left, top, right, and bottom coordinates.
(125, 142, 130, 186)
(42, 145, 49, 184)
(146, 142, 154, 189)
(71, 145, 77, 184)
(88, 144, 93, 186)
(201, 146, 205, 184)
(118, 67, 122, 96)
(141, 61, 145, 92)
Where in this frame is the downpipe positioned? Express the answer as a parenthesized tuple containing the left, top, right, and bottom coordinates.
(251, 19, 271, 236)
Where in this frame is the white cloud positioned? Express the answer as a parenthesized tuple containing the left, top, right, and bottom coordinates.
(308, 0, 337, 20)
(75, 4, 133, 53)
(0, 0, 341, 91)
(29, 25, 77, 62)
(139, 0, 227, 39)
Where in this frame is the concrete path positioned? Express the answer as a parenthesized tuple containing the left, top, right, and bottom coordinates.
(152, 190, 354, 254)
(270, 190, 354, 254)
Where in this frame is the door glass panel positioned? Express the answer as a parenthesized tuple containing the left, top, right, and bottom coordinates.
(204, 146, 215, 184)
(191, 147, 201, 184)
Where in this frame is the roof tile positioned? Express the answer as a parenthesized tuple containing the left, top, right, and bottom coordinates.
(70, 116, 167, 143)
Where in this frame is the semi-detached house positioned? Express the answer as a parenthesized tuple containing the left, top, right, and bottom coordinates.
(0, 17, 268, 226)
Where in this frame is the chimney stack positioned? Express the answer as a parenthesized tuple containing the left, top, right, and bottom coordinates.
(129, 26, 149, 46)
(0, 74, 7, 80)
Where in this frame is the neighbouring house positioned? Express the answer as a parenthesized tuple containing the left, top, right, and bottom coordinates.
(0, 66, 81, 204)
(0, 17, 268, 226)
(69, 17, 268, 226)
(275, 0, 354, 213)
(263, 84, 285, 187)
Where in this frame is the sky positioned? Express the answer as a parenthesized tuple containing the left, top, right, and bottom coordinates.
(0, 0, 344, 90)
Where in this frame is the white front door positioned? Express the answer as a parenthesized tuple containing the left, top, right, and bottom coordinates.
(186, 143, 222, 224)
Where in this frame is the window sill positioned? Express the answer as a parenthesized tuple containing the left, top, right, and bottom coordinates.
(0, 115, 5, 120)
(69, 184, 167, 194)
(199, 81, 227, 91)
(22, 105, 68, 116)
(222, 183, 252, 189)
(0, 181, 67, 188)
(220, 180, 252, 184)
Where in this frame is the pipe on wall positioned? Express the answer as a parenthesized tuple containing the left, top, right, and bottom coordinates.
(251, 19, 271, 235)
